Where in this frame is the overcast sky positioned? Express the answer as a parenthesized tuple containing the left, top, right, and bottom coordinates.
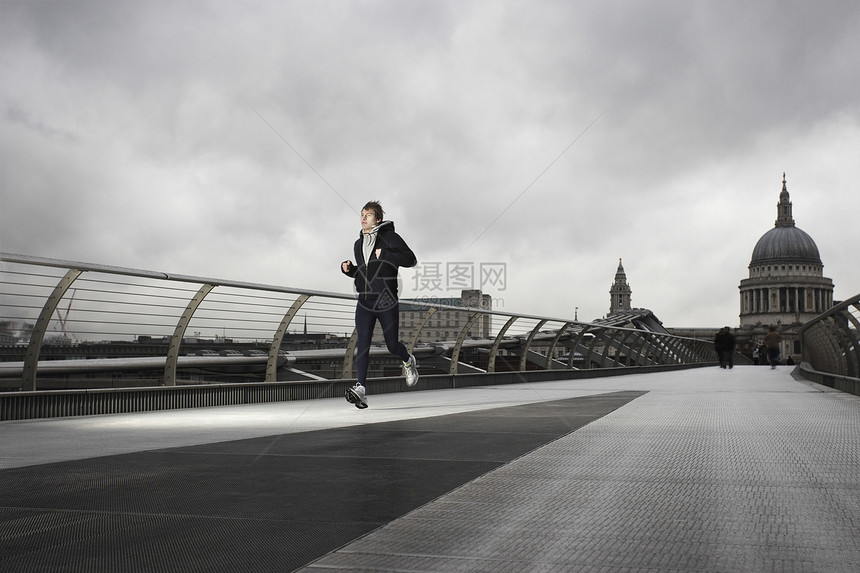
(2, 0, 858, 328)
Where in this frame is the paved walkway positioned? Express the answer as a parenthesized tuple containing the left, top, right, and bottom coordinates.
(2, 366, 859, 572)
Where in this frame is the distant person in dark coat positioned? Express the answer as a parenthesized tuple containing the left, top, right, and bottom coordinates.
(713, 326, 736, 369)
(763, 326, 782, 369)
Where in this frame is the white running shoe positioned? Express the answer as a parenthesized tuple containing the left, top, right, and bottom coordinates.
(404, 354, 419, 387)
(345, 383, 368, 409)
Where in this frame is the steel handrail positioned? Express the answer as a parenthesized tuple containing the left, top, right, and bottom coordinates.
(798, 292, 860, 380)
(2, 252, 718, 390)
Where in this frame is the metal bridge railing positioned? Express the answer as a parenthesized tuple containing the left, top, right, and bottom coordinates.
(798, 292, 860, 394)
(1, 252, 717, 394)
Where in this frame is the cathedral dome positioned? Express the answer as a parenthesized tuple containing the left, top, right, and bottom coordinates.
(748, 174, 822, 266)
(739, 174, 834, 332)
(750, 225, 821, 265)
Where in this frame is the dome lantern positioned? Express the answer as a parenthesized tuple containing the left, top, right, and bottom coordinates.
(776, 172, 795, 227)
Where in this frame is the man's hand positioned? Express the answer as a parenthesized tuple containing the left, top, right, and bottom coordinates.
(342, 260, 353, 273)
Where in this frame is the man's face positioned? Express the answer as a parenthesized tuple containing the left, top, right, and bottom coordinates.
(360, 209, 378, 232)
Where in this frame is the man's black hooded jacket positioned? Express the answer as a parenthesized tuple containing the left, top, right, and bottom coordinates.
(342, 220, 416, 300)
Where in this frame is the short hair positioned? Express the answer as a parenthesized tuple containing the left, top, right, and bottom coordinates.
(362, 201, 384, 221)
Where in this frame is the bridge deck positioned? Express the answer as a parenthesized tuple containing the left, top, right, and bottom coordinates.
(2, 366, 859, 572)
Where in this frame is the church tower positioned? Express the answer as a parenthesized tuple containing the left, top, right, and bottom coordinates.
(610, 258, 632, 314)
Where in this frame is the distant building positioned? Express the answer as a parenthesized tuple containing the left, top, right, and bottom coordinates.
(605, 259, 725, 344)
(393, 289, 493, 344)
(609, 258, 632, 314)
(737, 174, 835, 360)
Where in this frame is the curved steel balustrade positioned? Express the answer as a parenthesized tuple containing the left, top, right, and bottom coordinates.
(798, 292, 860, 393)
(1, 252, 717, 393)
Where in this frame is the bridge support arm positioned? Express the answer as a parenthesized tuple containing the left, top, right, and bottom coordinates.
(164, 284, 215, 386)
(450, 313, 483, 375)
(519, 320, 548, 371)
(405, 308, 437, 354)
(545, 323, 572, 369)
(567, 326, 592, 369)
(341, 328, 359, 380)
(22, 269, 83, 391)
(266, 295, 311, 382)
(488, 316, 518, 373)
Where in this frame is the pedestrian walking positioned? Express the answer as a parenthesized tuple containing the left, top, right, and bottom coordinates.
(713, 326, 736, 369)
(341, 201, 419, 408)
(763, 326, 782, 369)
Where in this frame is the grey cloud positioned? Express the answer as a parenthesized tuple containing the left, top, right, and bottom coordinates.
(2, 0, 858, 327)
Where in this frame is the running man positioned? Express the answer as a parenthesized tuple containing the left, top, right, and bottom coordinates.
(341, 201, 419, 408)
